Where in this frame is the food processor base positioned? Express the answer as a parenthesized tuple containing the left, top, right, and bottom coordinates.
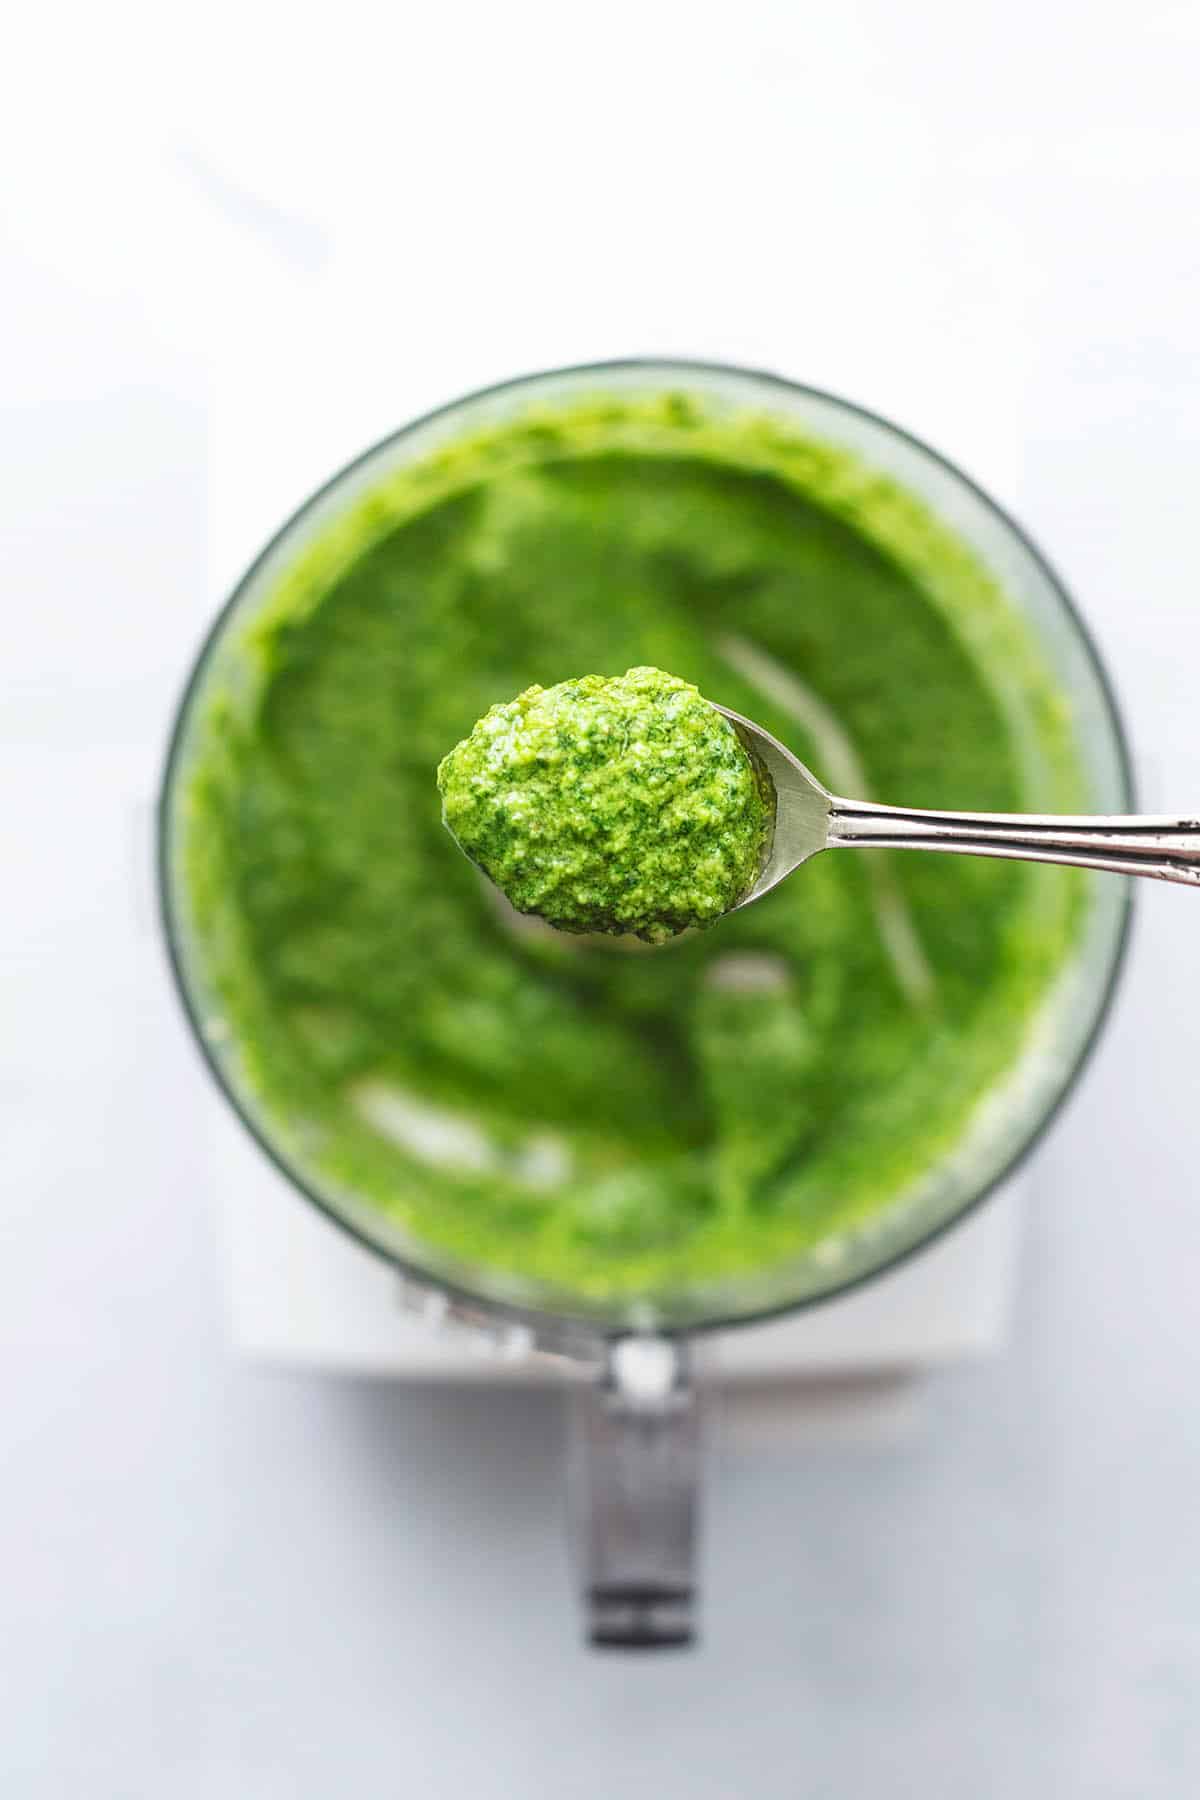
(214, 1103, 1024, 1409)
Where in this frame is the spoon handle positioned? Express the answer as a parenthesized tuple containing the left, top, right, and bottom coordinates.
(827, 799, 1200, 886)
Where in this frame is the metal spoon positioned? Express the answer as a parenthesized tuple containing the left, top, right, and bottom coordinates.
(715, 704, 1200, 911)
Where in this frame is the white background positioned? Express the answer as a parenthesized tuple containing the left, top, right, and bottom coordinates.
(4, 2, 1200, 1794)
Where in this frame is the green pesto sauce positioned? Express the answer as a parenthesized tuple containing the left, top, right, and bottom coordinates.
(178, 390, 1085, 1307)
(437, 666, 771, 943)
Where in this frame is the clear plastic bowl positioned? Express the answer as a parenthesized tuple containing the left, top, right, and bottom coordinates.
(159, 360, 1133, 1344)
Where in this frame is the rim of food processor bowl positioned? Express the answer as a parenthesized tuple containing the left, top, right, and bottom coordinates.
(158, 357, 1135, 1349)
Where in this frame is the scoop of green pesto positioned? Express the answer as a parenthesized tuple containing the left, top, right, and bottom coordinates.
(436, 666, 770, 943)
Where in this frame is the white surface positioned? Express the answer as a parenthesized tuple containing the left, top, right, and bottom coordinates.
(5, 3, 1200, 1796)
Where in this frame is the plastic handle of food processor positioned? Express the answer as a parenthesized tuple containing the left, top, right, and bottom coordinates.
(568, 1335, 701, 1650)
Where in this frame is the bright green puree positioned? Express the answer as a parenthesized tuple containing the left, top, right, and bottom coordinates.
(181, 391, 1084, 1306)
(438, 667, 772, 942)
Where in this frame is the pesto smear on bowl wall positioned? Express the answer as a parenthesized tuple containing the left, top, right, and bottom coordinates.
(437, 666, 771, 943)
(176, 389, 1085, 1309)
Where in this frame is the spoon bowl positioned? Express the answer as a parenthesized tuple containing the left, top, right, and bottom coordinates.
(716, 703, 1200, 902)
(714, 705, 833, 909)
